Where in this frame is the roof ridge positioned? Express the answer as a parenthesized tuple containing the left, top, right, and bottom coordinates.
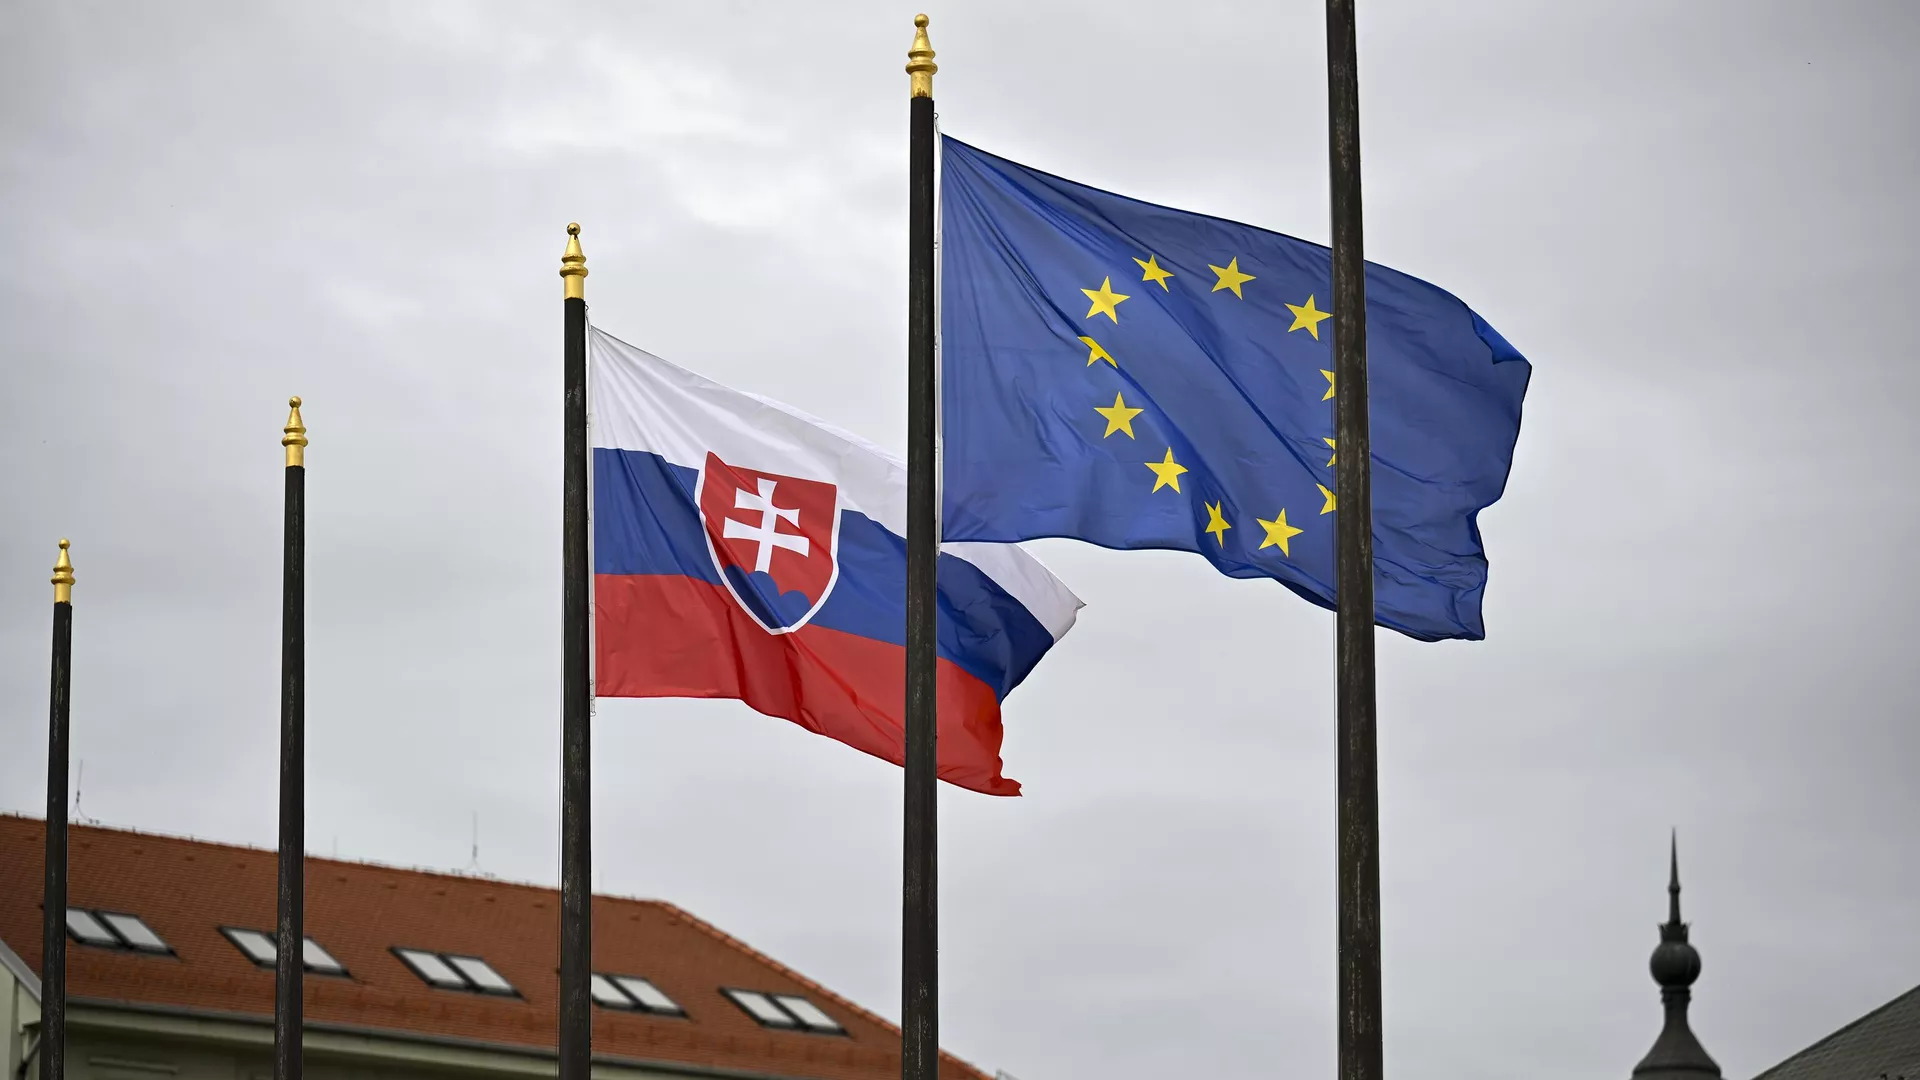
(651, 901, 991, 1080)
(1, 812, 276, 858)
(1752, 982, 1920, 1080)
(0, 813, 676, 905)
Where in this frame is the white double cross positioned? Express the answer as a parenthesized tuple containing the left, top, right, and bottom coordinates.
(722, 477, 811, 573)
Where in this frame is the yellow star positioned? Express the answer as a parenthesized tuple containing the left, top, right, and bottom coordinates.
(1204, 501, 1232, 547)
(1321, 369, 1336, 401)
(1286, 295, 1333, 340)
(1257, 508, 1305, 556)
(1094, 392, 1145, 439)
(1323, 437, 1337, 466)
(1078, 336, 1117, 368)
(1145, 448, 1188, 493)
(1082, 277, 1130, 322)
(1208, 257, 1256, 298)
(1134, 254, 1174, 290)
(1318, 484, 1337, 515)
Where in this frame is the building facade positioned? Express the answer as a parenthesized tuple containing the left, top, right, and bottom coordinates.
(0, 816, 989, 1080)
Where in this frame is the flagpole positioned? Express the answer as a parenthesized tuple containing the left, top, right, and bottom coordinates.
(275, 398, 308, 1080)
(1324, 1, 1384, 1079)
(40, 539, 75, 1080)
(901, 15, 940, 1080)
(557, 223, 592, 1080)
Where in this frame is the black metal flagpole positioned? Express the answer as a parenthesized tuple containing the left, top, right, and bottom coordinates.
(40, 539, 75, 1080)
(275, 398, 307, 1080)
(902, 15, 939, 1080)
(557, 223, 592, 1080)
(1325, 1, 1384, 1079)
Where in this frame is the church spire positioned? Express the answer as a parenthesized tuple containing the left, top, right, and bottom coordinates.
(1632, 832, 1721, 1079)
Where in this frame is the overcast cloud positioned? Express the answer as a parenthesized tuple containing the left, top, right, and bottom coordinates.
(3, 2, 1918, 1078)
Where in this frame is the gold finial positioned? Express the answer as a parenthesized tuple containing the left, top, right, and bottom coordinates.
(51, 538, 74, 604)
(283, 396, 308, 467)
(906, 14, 936, 99)
(560, 222, 587, 300)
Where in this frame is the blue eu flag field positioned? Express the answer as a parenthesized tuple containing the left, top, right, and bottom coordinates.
(939, 137, 1532, 642)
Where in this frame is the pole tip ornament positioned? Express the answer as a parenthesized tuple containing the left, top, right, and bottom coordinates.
(906, 14, 936, 99)
(52, 538, 74, 603)
(560, 222, 588, 301)
(283, 396, 308, 468)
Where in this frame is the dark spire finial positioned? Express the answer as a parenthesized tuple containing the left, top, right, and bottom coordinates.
(1668, 830, 1682, 925)
(1653, 831, 1698, 981)
(1632, 830, 1719, 1079)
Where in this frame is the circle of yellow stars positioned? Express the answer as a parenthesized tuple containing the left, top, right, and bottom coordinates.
(1069, 251, 1341, 560)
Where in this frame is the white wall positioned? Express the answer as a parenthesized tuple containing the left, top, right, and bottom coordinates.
(1, 937, 44, 1080)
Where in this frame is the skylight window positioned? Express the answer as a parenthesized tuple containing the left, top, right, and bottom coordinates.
(393, 948, 516, 995)
(395, 948, 468, 989)
(65, 909, 118, 947)
(446, 955, 515, 995)
(590, 974, 631, 1008)
(590, 972, 683, 1015)
(724, 989, 800, 1028)
(301, 938, 346, 974)
(223, 928, 278, 965)
(65, 909, 170, 954)
(99, 913, 169, 953)
(723, 989, 844, 1034)
(615, 976, 683, 1015)
(221, 928, 348, 975)
(772, 995, 843, 1033)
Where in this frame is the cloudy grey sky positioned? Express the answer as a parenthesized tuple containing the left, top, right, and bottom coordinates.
(3, 1, 1917, 1077)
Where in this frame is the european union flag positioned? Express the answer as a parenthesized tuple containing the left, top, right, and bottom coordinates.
(939, 138, 1531, 642)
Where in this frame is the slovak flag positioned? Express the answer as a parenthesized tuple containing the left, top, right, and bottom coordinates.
(589, 327, 1082, 795)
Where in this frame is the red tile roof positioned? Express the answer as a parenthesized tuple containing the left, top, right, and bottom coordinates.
(0, 815, 989, 1080)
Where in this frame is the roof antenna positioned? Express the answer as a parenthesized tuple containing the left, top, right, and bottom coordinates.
(73, 758, 96, 826)
(466, 810, 484, 875)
